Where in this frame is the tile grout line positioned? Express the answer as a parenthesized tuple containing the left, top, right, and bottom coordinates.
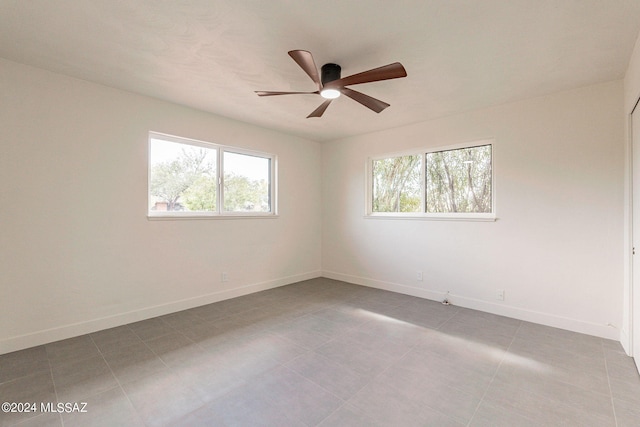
(46, 355, 65, 427)
(277, 363, 348, 427)
(308, 346, 407, 427)
(291, 297, 421, 426)
(314, 300, 462, 425)
(136, 322, 265, 424)
(137, 327, 215, 421)
(87, 331, 148, 427)
(465, 319, 524, 427)
(348, 327, 456, 425)
(602, 342, 620, 427)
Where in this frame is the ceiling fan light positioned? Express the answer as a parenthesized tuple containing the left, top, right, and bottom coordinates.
(320, 88, 341, 99)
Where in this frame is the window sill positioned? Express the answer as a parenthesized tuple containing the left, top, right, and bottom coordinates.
(364, 213, 496, 222)
(148, 213, 279, 221)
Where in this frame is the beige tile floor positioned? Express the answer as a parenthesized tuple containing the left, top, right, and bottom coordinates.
(1, 278, 639, 426)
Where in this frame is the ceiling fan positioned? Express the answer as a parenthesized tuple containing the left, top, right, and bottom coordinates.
(256, 50, 407, 118)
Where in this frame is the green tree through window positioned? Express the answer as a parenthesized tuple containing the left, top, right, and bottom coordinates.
(148, 134, 275, 216)
(426, 145, 492, 213)
(150, 146, 216, 211)
(372, 155, 422, 213)
(370, 143, 492, 216)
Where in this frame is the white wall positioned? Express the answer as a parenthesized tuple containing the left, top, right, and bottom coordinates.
(0, 59, 322, 354)
(322, 81, 624, 340)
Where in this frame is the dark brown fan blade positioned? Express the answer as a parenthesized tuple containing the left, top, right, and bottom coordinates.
(288, 50, 322, 90)
(340, 87, 390, 113)
(255, 91, 319, 96)
(324, 62, 407, 89)
(307, 99, 332, 118)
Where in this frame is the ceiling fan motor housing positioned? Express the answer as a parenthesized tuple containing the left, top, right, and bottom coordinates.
(321, 63, 341, 85)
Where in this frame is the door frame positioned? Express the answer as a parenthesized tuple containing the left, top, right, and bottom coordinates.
(629, 96, 640, 373)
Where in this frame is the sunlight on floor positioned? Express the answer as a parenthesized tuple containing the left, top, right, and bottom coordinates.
(355, 309, 417, 326)
(356, 308, 552, 374)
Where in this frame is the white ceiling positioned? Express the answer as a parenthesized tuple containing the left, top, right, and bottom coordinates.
(1, 0, 640, 142)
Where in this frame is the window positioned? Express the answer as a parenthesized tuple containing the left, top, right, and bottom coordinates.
(148, 132, 276, 218)
(368, 141, 494, 220)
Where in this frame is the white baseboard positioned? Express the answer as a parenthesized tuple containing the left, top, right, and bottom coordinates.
(322, 270, 620, 341)
(0, 270, 321, 355)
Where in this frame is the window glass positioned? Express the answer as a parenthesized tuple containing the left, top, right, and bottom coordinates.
(426, 145, 492, 213)
(149, 138, 217, 213)
(223, 152, 271, 213)
(372, 154, 422, 213)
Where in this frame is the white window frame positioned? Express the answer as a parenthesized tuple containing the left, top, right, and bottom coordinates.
(365, 139, 496, 221)
(148, 132, 277, 219)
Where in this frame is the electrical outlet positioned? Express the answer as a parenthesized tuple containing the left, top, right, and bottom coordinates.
(221, 272, 229, 282)
(496, 289, 504, 301)
(416, 271, 423, 281)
